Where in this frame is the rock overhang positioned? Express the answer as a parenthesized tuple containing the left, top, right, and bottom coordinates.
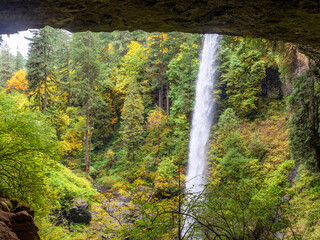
(1, 0, 319, 55)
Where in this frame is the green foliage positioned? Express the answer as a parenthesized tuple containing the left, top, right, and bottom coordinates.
(289, 68, 320, 171)
(0, 91, 60, 206)
(116, 182, 178, 239)
(0, 44, 14, 88)
(14, 51, 25, 72)
(36, 216, 87, 240)
(219, 37, 270, 118)
(201, 106, 294, 239)
(48, 163, 97, 208)
(167, 38, 200, 118)
(6, 29, 318, 240)
(26, 26, 59, 110)
(121, 78, 145, 163)
(216, 108, 239, 135)
(70, 31, 104, 108)
(286, 168, 320, 239)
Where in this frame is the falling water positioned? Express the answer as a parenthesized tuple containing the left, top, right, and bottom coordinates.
(184, 34, 220, 237)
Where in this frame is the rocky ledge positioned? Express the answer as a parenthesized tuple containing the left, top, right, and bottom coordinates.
(0, 0, 320, 56)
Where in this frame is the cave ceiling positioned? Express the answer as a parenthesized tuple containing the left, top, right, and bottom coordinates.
(1, 0, 320, 53)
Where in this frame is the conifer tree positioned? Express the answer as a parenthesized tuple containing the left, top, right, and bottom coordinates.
(289, 68, 320, 171)
(55, 30, 72, 108)
(0, 44, 14, 89)
(14, 50, 25, 72)
(219, 37, 268, 118)
(121, 78, 145, 163)
(71, 31, 105, 174)
(167, 35, 200, 119)
(26, 26, 56, 111)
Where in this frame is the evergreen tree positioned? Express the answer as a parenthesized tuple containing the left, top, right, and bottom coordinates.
(0, 44, 14, 88)
(26, 27, 57, 111)
(147, 33, 168, 110)
(167, 36, 200, 119)
(219, 37, 269, 118)
(14, 50, 25, 72)
(55, 30, 72, 108)
(121, 78, 145, 163)
(289, 68, 320, 171)
(71, 31, 105, 174)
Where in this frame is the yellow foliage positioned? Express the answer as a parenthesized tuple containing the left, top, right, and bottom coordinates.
(147, 33, 169, 54)
(146, 108, 167, 130)
(6, 69, 28, 93)
(115, 41, 147, 95)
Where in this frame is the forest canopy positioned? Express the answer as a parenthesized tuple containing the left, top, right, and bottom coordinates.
(0, 28, 319, 239)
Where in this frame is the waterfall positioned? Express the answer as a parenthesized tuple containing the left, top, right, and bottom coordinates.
(183, 34, 220, 237)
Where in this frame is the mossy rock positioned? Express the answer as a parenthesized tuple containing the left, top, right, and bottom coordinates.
(13, 202, 34, 218)
(0, 201, 10, 212)
(9, 198, 19, 208)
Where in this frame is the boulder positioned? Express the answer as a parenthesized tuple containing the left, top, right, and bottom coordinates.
(0, 209, 40, 240)
(65, 198, 92, 225)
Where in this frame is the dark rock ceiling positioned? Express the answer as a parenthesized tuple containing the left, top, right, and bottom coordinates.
(1, 0, 320, 53)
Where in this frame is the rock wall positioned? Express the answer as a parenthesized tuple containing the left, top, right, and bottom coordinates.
(0, 199, 40, 240)
(0, 210, 40, 240)
(0, 0, 320, 55)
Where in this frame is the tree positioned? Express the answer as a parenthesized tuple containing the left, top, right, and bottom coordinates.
(26, 27, 57, 111)
(121, 78, 145, 163)
(289, 68, 320, 171)
(0, 91, 59, 203)
(115, 41, 147, 95)
(0, 44, 14, 89)
(14, 50, 25, 72)
(219, 37, 269, 118)
(146, 33, 169, 110)
(71, 31, 105, 174)
(55, 30, 72, 108)
(167, 36, 200, 119)
(5, 69, 28, 93)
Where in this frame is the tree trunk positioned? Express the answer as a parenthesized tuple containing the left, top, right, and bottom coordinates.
(178, 156, 182, 240)
(67, 47, 71, 107)
(158, 67, 163, 109)
(85, 102, 90, 174)
(158, 34, 163, 109)
(44, 29, 47, 110)
(84, 31, 90, 175)
(166, 82, 170, 116)
(88, 114, 92, 174)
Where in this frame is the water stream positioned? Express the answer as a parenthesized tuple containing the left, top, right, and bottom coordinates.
(184, 34, 220, 238)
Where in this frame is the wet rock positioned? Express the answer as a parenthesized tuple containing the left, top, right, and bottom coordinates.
(65, 198, 92, 225)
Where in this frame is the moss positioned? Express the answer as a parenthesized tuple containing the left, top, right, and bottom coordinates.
(0, 201, 10, 212)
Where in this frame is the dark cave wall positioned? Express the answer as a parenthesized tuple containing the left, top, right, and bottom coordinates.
(0, 0, 320, 55)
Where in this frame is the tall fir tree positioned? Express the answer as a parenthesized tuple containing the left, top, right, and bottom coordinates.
(71, 31, 105, 174)
(121, 78, 145, 163)
(0, 44, 14, 89)
(167, 35, 200, 119)
(26, 26, 57, 111)
(55, 30, 72, 109)
(14, 50, 25, 72)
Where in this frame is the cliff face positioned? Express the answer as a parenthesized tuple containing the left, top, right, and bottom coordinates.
(0, 0, 320, 54)
(0, 210, 40, 240)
